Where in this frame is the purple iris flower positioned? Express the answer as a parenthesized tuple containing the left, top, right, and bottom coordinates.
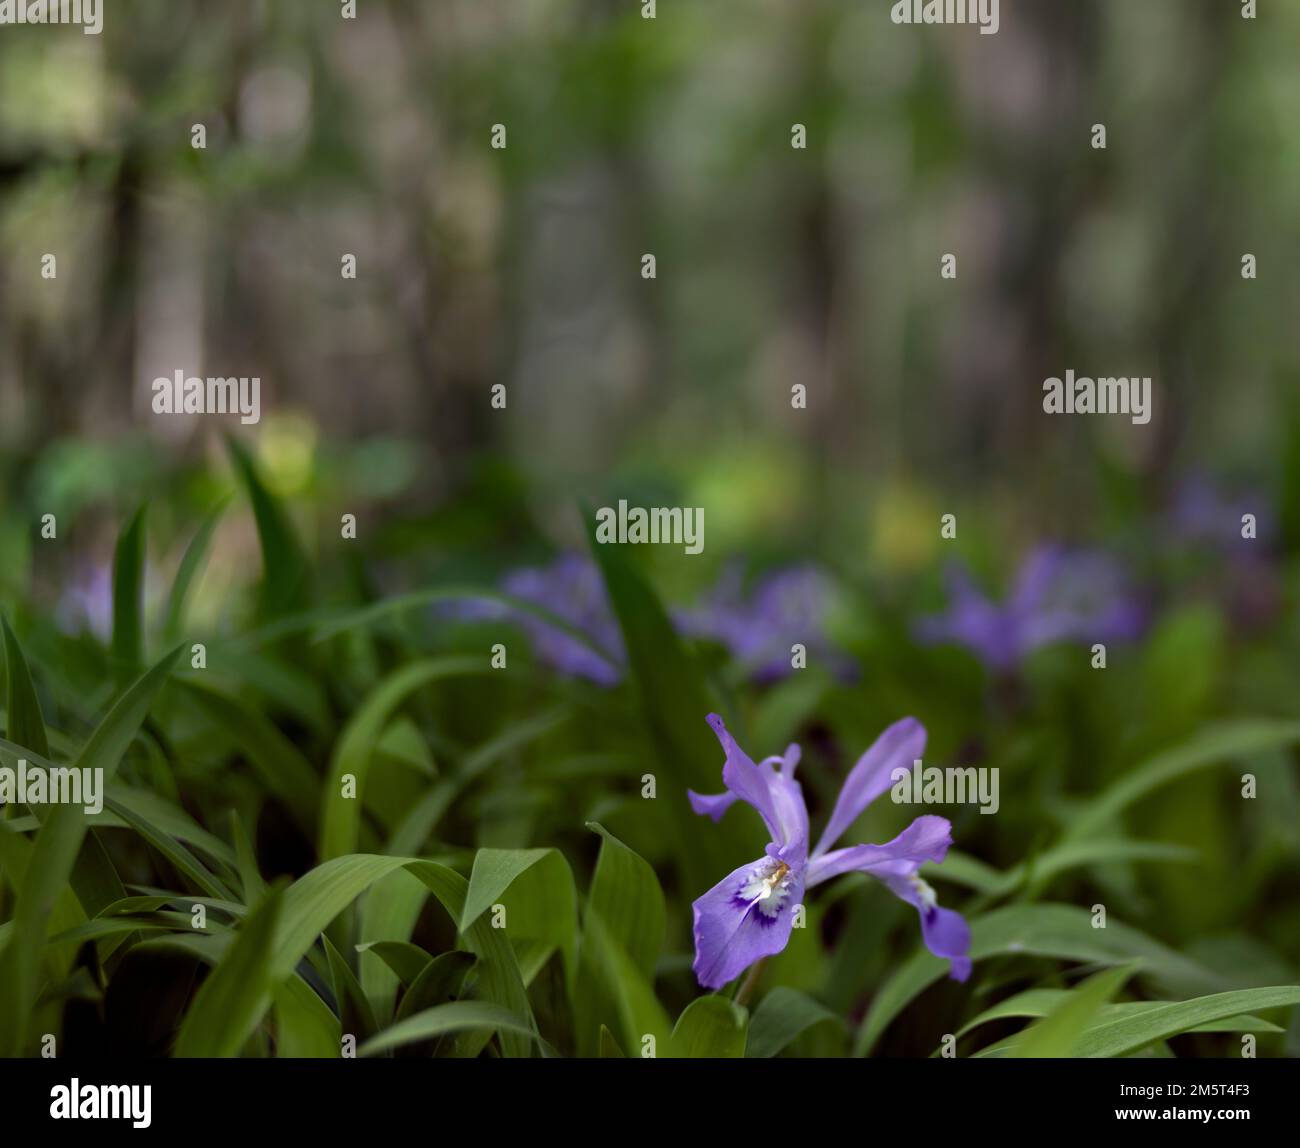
(451, 554, 625, 686)
(914, 546, 1144, 674)
(677, 564, 855, 683)
(688, 713, 971, 990)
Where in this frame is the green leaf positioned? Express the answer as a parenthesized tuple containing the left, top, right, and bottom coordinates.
(584, 513, 717, 795)
(581, 907, 673, 1058)
(273, 975, 341, 1058)
(1139, 606, 1224, 738)
(0, 823, 85, 986)
(854, 902, 1221, 1056)
(1007, 965, 1136, 1058)
(324, 935, 378, 1042)
(46, 913, 199, 950)
(598, 1024, 626, 1058)
(272, 855, 414, 981)
(182, 682, 319, 839)
(227, 436, 311, 615)
(385, 707, 570, 856)
(751, 672, 827, 753)
(102, 794, 233, 901)
(214, 648, 331, 733)
(0, 646, 180, 1055)
(358, 1001, 536, 1057)
(394, 951, 477, 1024)
(231, 811, 267, 904)
(375, 716, 436, 777)
(958, 988, 1285, 1042)
(670, 995, 748, 1058)
(462, 847, 577, 991)
(583, 822, 665, 976)
(144, 926, 338, 1059)
(460, 848, 554, 932)
(358, 941, 433, 988)
(319, 656, 485, 860)
(165, 498, 228, 640)
(174, 886, 283, 1058)
(0, 740, 131, 933)
(514, 941, 556, 988)
(1072, 987, 1300, 1058)
(268, 855, 536, 1058)
(575, 823, 666, 1056)
(922, 849, 1007, 894)
(358, 869, 429, 1022)
(76, 647, 184, 788)
(107, 786, 238, 871)
(1065, 720, 1300, 844)
(3, 616, 49, 758)
(111, 505, 148, 678)
(746, 987, 843, 1058)
(954, 840, 1196, 901)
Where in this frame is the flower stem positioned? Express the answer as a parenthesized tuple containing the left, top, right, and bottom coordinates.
(734, 958, 767, 1007)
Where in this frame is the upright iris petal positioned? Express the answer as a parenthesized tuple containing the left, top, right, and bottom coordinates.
(813, 717, 926, 856)
(689, 714, 972, 990)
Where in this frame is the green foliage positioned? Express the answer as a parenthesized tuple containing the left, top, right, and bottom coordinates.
(111, 506, 148, 682)
(745, 987, 843, 1058)
(1006, 965, 1136, 1058)
(0, 492, 1297, 1062)
(670, 995, 748, 1058)
(174, 886, 283, 1058)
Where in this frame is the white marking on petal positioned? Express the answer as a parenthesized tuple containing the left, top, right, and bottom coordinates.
(908, 874, 937, 910)
(738, 858, 794, 920)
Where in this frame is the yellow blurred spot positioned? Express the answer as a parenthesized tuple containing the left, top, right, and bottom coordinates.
(257, 413, 317, 496)
(693, 447, 802, 551)
(872, 482, 938, 573)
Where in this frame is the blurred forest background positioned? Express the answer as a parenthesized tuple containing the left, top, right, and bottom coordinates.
(1, 0, 1298, 613)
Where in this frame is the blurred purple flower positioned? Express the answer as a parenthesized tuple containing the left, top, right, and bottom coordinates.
(689, 713, 970, 990)
(1168, 475, 1281, 629)
(1171, 474, 1275, 549)
(915, 546, 1145, 673)
(57, 564, 112, 640)
(1175, 473, 1274, 551)
(677, 564, 855, 683)
(450, 554, 624, 686)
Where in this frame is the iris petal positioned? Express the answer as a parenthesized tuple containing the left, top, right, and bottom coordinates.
(813, 718, 927, 856)
(687, 789, 738, 821)
(804, 815, 972, 982)
(705, 713, 809, 849)
(806, 814, 952, 886)
(691, 854, 806, 991)
(921, 905, 973, 982)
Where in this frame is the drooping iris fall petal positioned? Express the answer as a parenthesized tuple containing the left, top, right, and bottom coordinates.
(691, 843, 807, 991)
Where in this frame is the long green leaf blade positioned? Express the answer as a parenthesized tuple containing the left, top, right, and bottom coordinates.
(111, 505, 148, 679)
(174, 887, 283, 1058)
(0, 645, 181, 1055)
(3, 617, 49, 758)
(358, 1001, 535, 1057)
